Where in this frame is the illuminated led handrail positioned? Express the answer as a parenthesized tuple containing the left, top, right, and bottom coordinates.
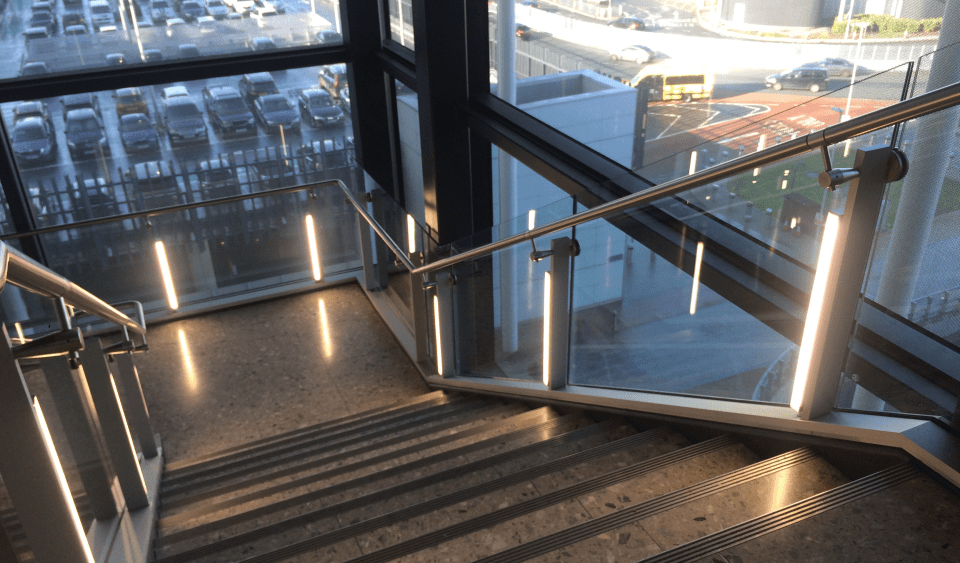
(412, 79, 960, 276)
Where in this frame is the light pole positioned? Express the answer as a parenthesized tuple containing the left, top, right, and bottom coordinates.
(843, 22, 870, 120)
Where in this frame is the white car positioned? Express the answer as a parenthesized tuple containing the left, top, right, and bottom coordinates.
(609, 44, 655, 63)
(223, 0, 254, 14)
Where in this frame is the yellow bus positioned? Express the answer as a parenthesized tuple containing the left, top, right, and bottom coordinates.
(628, 64, 714, 103)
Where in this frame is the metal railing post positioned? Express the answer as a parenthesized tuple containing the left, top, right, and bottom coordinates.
(76, 339, 150, 510)
(110, 352, 158, 459)
(792, 145, 907, 420)
(543, 236, 575, 390)
(38, 356, 122, 520)
(0, 325, 95, 563)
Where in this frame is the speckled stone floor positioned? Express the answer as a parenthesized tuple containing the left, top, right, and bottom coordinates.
(134, 284, 431, 465)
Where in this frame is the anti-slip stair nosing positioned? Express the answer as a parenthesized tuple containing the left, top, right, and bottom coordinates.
(223, 425, 684, 563)
(471, 450, 878, 563)
(162, 396, 475, 487)
(161, 397, 484, 494)
(164, 391, 449, 473)
(635, 462, 920, 563)
(154, 406, 567, 548)
(153, 416, 612, 563)
(160, 402, 525, 516)
(334, 446, 819, 563)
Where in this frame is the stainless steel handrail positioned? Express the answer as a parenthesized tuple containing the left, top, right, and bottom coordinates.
(0, 243, 146, 335)
(410, 80, 960, 276)
(342, 188, 417, 272)
(0, 179, 346, 241)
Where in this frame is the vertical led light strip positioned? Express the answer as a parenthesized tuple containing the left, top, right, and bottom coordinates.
(305, 214, 323, 281)
(689, 241, 705, 315)
(753, 134, 766, 176)
(433, 294, 443, 376)
(155, 240, 179, 310)
(527, 209, 536, 231)
(109, 374, 147, 491)
(33, 398, 96, 563)
(688, 151, 697, 175)
(790, 211, 841, 412)
(407, 214, 417, 255)
(542, 271, 552, 387)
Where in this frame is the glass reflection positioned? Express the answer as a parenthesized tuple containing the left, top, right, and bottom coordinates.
(177, 328, 199, 392)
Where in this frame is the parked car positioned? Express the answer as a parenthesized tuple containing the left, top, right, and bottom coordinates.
(118, 113, 161, 153)
(238, 72, 279, 107)
(244, 146, 296, 188)
(317, 64, 348, 102)
(63, 24, 88, 35)
(166, 16, 186, 26)
(115, 88, 150, 116)
(250, 36, 277, 51)
(20, 62, 50, 76)
(13, 101, 52, 126)
(28, 11, 56, 34)
(11, 117, 57, 166)
(68, 178, 126, 221)
(297, 138, 350, 177)
(22, 26, 50, 40)
(254, 94, 300, 133)
(202, 85, 257, 136)
(150, 0, 177, 23)
(106, 53, 126, 66)
(223, 0, 254, 14)
(204, 0, 230, 18)
(609, 44, 655, 63)
(90, 0, 117, 30)
(515, 23, 531, 39)
(196, 15, 216, 32)
(198, 156, 238, 194)
(64, 108, 109, 159)
(297, 88, 343, 128)
(608, 16, 645, 30)
(178, 44, 201, 58)
(765, 67, 830, 92)
(62, 10, 87, 28)
(127, 160, 182, 209)
(144, 48, 164, 61)
(315, 29, 342, 44)
(162, 96, 208, 145)
(177, 0, 205, 20)
(161, 85, 190, 101)
(61, 93, 102, 120)
(251, 3, 277, 20)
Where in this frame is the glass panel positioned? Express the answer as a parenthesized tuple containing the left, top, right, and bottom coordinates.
(0, 478, 34, 562)
(4, 0, 343, 79)
(838, 60, 960, 422)
(387, 0, 413, 48)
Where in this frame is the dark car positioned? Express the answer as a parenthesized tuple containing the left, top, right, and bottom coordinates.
(163, 96, 208, 145)
(315, 29, 342, 44)
(608, 16, 645, 30)
(244, 146, 296, 189)
(62, 10, 87, 28)
(115, 87, 150, 117)
(765, 67, 830, 92)
(317, 64, 348, 101)
(65, 108, 109, 159)
(254, 94, 300, 133)
(297, 88, 343, 128)
(250, 36, 277, 51)
(28, 11, 56, 34)
(238, 72, 279, 107)
(204, 0, 230, 19)
(198, 156, 238, 197)
(69, 178, 124, 221)
(11, 117, 57, 166)
(127, 160, 182, 208)
(118, 113, 161, 153)
(144, 48, 164, 61)
(515, 23, 531, 39)
(202, 85, 257, 136)
(62, 93, 102, 120)
(177, 0, 205, 21)
(13, 101, 51, 126)
(20, 62, 50, 76)
(106, 53, 126, 66)
(178, 44, 201, 58)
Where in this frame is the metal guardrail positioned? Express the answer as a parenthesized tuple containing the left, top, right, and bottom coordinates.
(410, 79, 960, 276)
(341, 188, 418, 272)
(0, 242, 146, 335)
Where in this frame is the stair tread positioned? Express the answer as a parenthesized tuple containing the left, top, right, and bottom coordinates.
(164, 391, 449, 473)
(692, 472, 960, 563)
(524, 456, 850, 563)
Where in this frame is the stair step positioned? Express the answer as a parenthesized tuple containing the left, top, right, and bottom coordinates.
(164, 391, 449, 474)
(154, 407, 568, 557)
(162, 396, 478, 493)
(687, 464, 960, 563)
(157, 402, 533, 538)
(161, 401, 522, 513)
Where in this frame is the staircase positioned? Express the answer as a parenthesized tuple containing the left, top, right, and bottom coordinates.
(152, 390, 960, 563)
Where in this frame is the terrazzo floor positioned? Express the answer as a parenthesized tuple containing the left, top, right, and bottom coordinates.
(133, 284, 431, 464)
